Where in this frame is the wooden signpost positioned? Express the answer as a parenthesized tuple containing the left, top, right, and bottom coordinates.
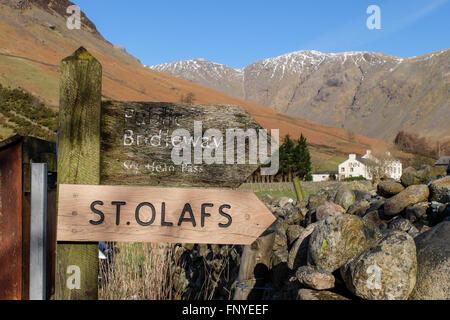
(57, 184, 274, 245)
(55, 47, 276, 300)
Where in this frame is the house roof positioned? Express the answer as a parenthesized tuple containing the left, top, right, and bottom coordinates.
(435, 156, 450, 165)
(0, 134, 24, 151)
(356, 157, 369, 164)
(313, 171, 338, 175)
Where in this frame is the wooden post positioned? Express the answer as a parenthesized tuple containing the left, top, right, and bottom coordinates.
(54, 47, 102, 300)
(233, 231, 275, 300)
(293, 177, 304, 201)
(30, 163, 48, 300)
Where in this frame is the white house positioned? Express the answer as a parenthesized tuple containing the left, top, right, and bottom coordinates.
(338, 150, 402, 181)
(312, 171, 338, 182)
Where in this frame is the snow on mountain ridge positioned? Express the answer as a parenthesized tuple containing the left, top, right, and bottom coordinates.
(149, 50, 405, 80)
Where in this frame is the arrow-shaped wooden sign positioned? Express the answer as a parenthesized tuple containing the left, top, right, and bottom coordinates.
(57, 184, 275, 245)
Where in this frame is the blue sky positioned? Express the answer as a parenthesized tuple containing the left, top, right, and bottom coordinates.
(73, 0, 449, 69)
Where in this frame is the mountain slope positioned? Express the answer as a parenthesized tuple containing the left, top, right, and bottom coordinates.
(150, 50, 450, 142)
(0, 0, 387, 168)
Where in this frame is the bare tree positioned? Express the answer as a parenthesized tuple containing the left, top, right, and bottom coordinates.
(180, 92, 195, 104)
(363, 150, 397, 183)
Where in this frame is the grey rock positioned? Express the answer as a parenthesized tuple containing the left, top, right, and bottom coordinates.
(260, 194, 274, 205)
(307, 215, 382, 273)
(347, 199, 371, 217)
(295, 266, 335, 290)
(409, 222, 450, 300)
(428, 201, 448, 226)
(353, 190, 372, 202)
(297, 289, 349, 300)
(428, 176, 450, 203)
(377, 180, 405, 197)
(401, 166, 446, 187)
(341, 230, 417, 300)
(363, 211, 388, 230)
(315, 201, 345, 221)
(334, 186, 356, 210)
(368, 199, 386, 212)
(277, 197, 294, 208)
(307, 193, 328, 212)
(383, 185, 429, 216)
(287, 225, 304, 246)
(288, 222, 319, 270)
(389, 217, 413, 232)
(273, 247, 289, 265)
(285, 207, 304, 225)
(405, 202, 429, 222)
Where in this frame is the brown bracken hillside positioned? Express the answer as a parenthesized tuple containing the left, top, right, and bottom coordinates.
(0, 0, 386, 166)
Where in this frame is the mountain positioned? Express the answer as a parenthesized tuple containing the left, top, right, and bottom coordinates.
(150, 50, 450, 142)
(0, 0, 389, 171)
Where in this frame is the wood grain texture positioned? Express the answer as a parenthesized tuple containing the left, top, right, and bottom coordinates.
(233, 231, 275, 300)
(57, 184, 275, 245)
(101, 101, 266, 188)
(54, 47, 101, 300)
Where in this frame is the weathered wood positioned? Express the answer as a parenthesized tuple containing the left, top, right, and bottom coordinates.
(101, 101, 265, 188)
(57, 184, 275, 245)
(293, 177, 304, 201)
(233, 231, 275, 300)
(54, 47, 101, 300)
(30, 163, 48, 300)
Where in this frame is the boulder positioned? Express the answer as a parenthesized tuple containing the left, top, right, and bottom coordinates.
(307, 215, 382, 273)
(260, 194, 274, 205)
(334, 186, 356, 210)
(287, 225, 304, 246)
(295, 266, 335, 290)
(297, 289, 349, 300)
(285, 207, 304, 225)
(389, 217, 414, 232)
(401, 166, 446, 187)
(428, 202, 448, 226)
(307, 193, 328, 212)
(315, 201, 345, 221)
(383, 185, 429, 216)
(405, 202, 429, 223)
(353, 190, 372, 202)
(363, 211, 388, 230)
(288, 222, 318, 270)
(272, 219, 288, 250)
(340, 230, 417, 300)
(409, 222, 450, 300)
(347, 199, 371, 217)
(377, 180, 405, 197)
(344, 180, 374, 193)
(428, 176, 450, 203)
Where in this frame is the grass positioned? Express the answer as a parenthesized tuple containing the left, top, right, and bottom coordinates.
(99, 242, 236, 300)
(255, 190, 298, 199)
(0, 54, 59, 107)
(99, 243, 185, 300)
(240, 182, 320, 201)
(311, 154, 347, 172)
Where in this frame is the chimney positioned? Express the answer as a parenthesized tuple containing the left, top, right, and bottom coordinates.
(366, 150, 372, 156)
(349, 154, 356, 160)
